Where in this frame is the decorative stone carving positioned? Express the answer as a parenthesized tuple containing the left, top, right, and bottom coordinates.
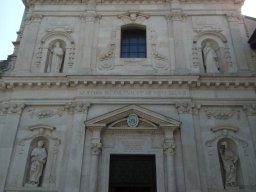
(202, 41, 220, 73)
(175, 103, 193, 114)
(80, 13, 101, 23)
(118, 11, 149, 24)
(127, 114, 139, 128)
(163, 139, 176, 156)
(150, 30, 168, 70)
(0, 102, 25, 115)
(64, 102, 90, 113)
(98, 30, 117, 70)
(25, 140, 47, 187)
(204, 107, 240, 119)
(25, 14, 43, 24)
(243, 104, 256, 116)
(26, 108, 64, 119)
(167, 11, 186, 21)
(91, 142, 102, 155)
(218, 141, 239, 189)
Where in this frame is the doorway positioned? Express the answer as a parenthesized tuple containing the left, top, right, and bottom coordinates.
(109, 155, 157, 192)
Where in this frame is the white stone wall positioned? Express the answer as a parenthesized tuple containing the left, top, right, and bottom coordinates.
(0, 0, 256, 192)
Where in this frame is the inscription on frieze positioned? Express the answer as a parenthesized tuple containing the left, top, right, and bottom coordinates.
(78, 88, 189, 98)
(118, 138, 148, 152)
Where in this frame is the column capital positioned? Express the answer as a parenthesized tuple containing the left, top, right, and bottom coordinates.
(0, 102, 25, 115)
(91, 142, 102, 155)
(64, 102, 90, 113)
(164, 139, 176, 156)
(243, 104, 256, 116)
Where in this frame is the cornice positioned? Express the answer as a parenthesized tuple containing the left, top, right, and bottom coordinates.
(0, 75, 256, 89)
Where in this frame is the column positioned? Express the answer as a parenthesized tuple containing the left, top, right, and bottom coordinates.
(175, 103, 202, 192)
(15, 14, 43, 73)
(226, 12, 249, 72)
(0, 103, 24, 192)
(162, 125, 179, 192)
(88, 126, 102, 192)
(63, 102, 90, 192)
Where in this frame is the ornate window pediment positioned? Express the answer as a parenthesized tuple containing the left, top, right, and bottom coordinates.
(86, 105, 180, 131)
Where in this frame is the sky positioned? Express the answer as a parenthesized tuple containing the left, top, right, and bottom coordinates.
(0, 0, 256, 60)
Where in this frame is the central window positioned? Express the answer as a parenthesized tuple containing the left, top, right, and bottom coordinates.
(121, 27, 147, 58)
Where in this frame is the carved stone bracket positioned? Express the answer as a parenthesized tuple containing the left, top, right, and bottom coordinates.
(118, 11, 150, 25)
(0, 102, 25, 115)
(204, 107, 240, 120)
(64, 102, 90, 113)
(163, 139, 176, 156)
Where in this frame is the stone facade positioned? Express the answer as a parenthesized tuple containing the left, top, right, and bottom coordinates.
(0, 0, 256, 192)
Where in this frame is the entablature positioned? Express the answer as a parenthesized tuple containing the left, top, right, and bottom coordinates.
(0, 75, 256, 89)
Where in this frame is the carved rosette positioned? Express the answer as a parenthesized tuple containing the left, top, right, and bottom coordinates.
(163, 139, 176, 156)
(64, 102, 90, 113)
(91, 142, 102, 155)
(0, 102, 25, 115)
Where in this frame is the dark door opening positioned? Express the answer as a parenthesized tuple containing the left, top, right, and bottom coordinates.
(109, 155, 156, 192)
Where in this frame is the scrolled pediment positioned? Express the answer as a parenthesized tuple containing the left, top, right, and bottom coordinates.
(86, 105, 180, 131)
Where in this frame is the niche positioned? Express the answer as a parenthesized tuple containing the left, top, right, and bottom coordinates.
(24, 136, 49, 187)
(218, 138, 241, 190)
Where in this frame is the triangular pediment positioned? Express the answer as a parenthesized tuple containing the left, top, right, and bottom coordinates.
(86, 105, 180, 130)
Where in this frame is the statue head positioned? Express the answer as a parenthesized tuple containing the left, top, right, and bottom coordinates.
(55, 41, 60, 47)
(38, 140, 44, 148)
(205, 42, 211, 47)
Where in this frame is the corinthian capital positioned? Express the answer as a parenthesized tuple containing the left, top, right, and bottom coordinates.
(0, 102, 25, 115)
(91, 142, 102, 155)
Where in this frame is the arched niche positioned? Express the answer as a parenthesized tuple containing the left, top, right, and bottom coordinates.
(205, 126, 246, 191)
(24, 136, 49, 187)
(217, 138, 240, 190)
(17, 124, 61, 188)
(193, 31, 232, 74)
(36, 32, 75, 73)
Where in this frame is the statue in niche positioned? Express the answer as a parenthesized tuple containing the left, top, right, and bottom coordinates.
(46, 41, 64, 73)
(26, 140, 47, 187)
(219, 141, 238, 189)
(202, 42, 220, 73)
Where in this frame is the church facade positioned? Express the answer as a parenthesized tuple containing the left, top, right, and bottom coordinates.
(0, 0, 256, 192)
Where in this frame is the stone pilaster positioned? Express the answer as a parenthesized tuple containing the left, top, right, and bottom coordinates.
(78, 12, 100, 74)
(164, 139, 176, 192)
(175, 103, 202, 192)
(0, 103, 25, 192)
(89, 139, 102, 192)
(63, 102, 90, 192)
(226, 12, 249, 72)
(15, 14, 43, 73)
(168, 11, 187, 73)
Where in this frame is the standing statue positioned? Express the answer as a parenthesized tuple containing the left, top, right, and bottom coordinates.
(203, 42, 220, 73)
(26, 140, 47, 187)
(219, 141, 238, 189)
(51, 41, 64, 72)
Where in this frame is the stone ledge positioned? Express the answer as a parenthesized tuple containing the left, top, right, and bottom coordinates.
(5, 187, 58, 192)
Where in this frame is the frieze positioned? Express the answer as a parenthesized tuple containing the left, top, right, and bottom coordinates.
(204, 107, 240, 120)
(64, 102, 90, 113)
(26, 108, 64, 119)
(78, 88, 189, 98)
